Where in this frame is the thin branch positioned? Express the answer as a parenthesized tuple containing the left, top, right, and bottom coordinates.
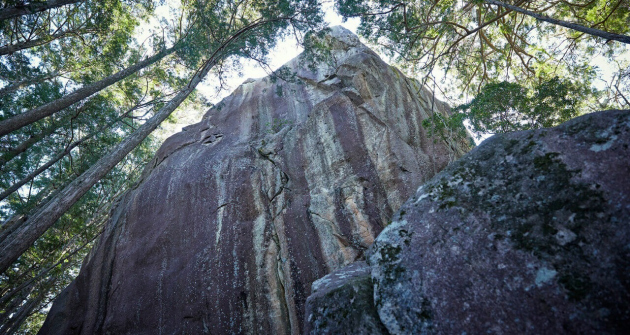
(485, 0, 630, 44)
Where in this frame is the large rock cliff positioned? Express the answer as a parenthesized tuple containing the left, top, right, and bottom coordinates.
(306, 109, 630, 334)
(40, 26, 469, 334)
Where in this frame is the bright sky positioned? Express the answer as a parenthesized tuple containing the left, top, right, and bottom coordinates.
(194, 1, 360, 104)
(137, 1, 627, 141)
(140, 0, 361, 137)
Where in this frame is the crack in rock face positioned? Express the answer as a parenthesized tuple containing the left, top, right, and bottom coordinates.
(39, 26, 471, 335)
(305, 109, 630, 335)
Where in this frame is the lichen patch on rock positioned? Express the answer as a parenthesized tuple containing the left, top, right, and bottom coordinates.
(306, 109, 630, 335)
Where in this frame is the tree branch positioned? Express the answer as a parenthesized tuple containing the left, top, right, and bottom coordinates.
(485, 0, 630, 44)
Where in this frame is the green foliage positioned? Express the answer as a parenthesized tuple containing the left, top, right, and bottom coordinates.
(0, 1, 325, 333)
(455, 77, 586, 139)
(0, 86, 162, 333)
(178, 0, 323, 69)
(0, 1, 178, 333)
(458, 81, 530, 135)
(301, 27, 339, 71)
(335, 0, 629, 111)
(422, 110, 468, 143)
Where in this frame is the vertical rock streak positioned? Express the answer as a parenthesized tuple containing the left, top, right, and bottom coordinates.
(40, 27, 470, 334)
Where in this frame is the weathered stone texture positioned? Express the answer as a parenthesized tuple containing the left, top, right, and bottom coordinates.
(40, 26, 468, 334)
(304, 261, 387, 334)
(364, 109, 629, 334)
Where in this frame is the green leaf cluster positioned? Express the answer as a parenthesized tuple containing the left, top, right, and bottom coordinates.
(335, 0, 629, 112)
(455, 77, 588, 139)
(1, 1, 325, 333)
(0, 1, 182, 333)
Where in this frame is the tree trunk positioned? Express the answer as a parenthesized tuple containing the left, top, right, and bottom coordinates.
(0, 0, 84, 22)
(0, 122, 62, 169)
(0, 56, 215, 274)
(0, 267, 64, 335)
(485, 0, 630, 44)
(0, 285, 34, 333)
(0, 297, 38, 335)
(0, 28, 95, 56)
(0, 105, 137, 202)
(0, 216, 104, 312)
(0, 13, 288, 275)
(0, 178, 73, 242)
(0, 94, 104, 169)
(0, 72, 61, 98)
(0, 46, 176, 137)
(0, 215, 26, 244)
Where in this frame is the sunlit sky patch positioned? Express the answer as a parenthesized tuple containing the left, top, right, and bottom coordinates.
(136, 0, 627, 144)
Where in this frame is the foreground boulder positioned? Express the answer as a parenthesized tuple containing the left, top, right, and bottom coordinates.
(304, 261, 387, 334)
(40, 26, 469, 334)
(306, 109, 630, 334)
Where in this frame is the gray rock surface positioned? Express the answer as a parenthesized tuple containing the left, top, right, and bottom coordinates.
(39, 26, 469, 334)
(367, 109, 630, 334)
(304, 261, 388, 334)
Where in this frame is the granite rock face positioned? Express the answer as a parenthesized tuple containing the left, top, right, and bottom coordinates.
(305, 109, 630, 334)
(40, 26, 469, 334)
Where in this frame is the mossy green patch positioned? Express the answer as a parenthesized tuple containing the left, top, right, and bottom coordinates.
(505, 139, 520, 152)
(521, 140, 538, 155)
(399, 229, 413, 246)
(379, 244, 401, 264)
(377, 244, 406, 286)
(434, 135, 609, 303)
(558, 272, 592, 301)
(398, 210, 406, 220)
(533, 152, 561, 172)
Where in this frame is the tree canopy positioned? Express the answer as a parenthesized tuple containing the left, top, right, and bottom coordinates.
(336, 0, 630, 134)
(455, 76, 588, 138)
(0, 0, 323, 332)
(0, 0, 628, 333)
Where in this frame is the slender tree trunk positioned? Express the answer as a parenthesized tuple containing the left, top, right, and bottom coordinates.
(0, 105, 138, 202)
(0, 57, 214, 274)
(0, 28, 95, 56)
(0, 281, 35, 329)
(0, 72, 61, 98)
(0, 285, 34, 332)
(0, 0, 84, 21)
(0, 268, 63, 335)
(0, 15, 288, 275)
(0, 123, 58, 168)
(0, 46, 176, 137)
(0, 215, 26, 244)
(0, 300, 37, 334)
(0, 216, 104, 311)
(0, 177, 73, 242)
(485, 0, 630, 44)
(0, 95, 101, 169)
